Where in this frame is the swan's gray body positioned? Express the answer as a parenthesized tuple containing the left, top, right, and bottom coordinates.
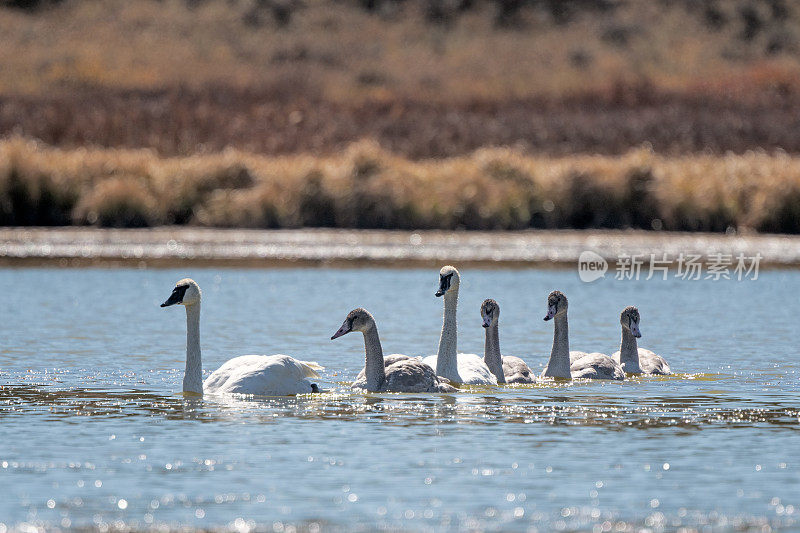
(354, 358, 455, 393)
(480, 299, 534, 384)
(333, 308, 456, 393)
(355, 353, 413, 381)
(611, 306, 671, 375)
(542, 290, 624, 381)
(570, 351, 626, 380)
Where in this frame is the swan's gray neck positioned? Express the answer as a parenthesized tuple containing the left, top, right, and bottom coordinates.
(619, 328, 642, 373)
(183, 303, 204, 394)
(543, 314, 571, 379)
(362, 325, 386, 392)
(483, 323, 505, 384)
(436, 290, 459, 378)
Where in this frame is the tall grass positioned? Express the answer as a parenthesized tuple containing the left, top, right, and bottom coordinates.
(3, 136, 800, 233)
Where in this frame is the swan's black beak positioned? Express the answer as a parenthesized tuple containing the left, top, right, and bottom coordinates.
(436, 273, 452, 297)
(331, 320, 351, 340)
(161, 285, 188, 307)
(482, 315, 492, 328)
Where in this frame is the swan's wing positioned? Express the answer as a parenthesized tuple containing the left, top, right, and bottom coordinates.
(501, 355, 535, 384)
(295, 360, 324, 374)
(421, 354, 437, 370)
(610, 350, 621, 364)
(356, 354, 413, 380)
(570, 352, 625, 381)
(455, 353, 498, 385)
(569, 350, 593, 365)
(351, 375, 368, 390)
(385, 353, 413, 364)
(204, 354, 318, 395)
(384, 359, 456, 393)
(638, 348, 671, 375)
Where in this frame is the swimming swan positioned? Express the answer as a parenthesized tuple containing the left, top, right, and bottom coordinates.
(611, 306, 671, 375)
(331, 308, 456, 393)
(542, 290, 624, 381)
(480, 299, 534, 384)
(161, 278, 323, 395)
(422, 266, 497, 386)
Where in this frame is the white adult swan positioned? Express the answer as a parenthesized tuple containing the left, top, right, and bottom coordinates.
(422, 266, 497, 386)
(611, 306, 672, 375)
(331, 308, 456, 393)
(480, 299, 534, 384)
(542, 290, 624, 381)
(161, 278, 323, 395)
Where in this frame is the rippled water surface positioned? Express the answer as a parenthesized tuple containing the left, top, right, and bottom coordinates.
(1, 267, 799, 532)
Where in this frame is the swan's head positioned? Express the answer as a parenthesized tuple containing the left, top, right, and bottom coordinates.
(161, 278, 201, 307)
(620, 305, 642, 338)
(481, 298, 499, 328)
(331, 308, 376, 340)
(435, 265, 460, 297)
(543, 290, 567, 321)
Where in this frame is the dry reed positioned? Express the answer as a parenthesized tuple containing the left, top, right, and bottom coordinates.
(3, 136, 800, 233)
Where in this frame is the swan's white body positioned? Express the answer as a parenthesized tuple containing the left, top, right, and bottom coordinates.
(424, 266, 497, 386)
(422, 352, 497, 386)
(333, 309, 456, 393)
(541, 291, 624, 381)
(203, 354, 323, 395)
(162, 279, 322, 396)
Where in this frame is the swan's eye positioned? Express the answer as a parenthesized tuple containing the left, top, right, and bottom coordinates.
(174, 285, 189, 298)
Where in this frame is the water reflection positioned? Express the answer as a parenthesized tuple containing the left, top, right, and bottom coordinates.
(3, 382, 798, 430)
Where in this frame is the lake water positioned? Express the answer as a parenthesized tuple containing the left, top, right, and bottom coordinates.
(1, 267, 798, 532)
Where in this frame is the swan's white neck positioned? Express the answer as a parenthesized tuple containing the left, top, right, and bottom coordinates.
(483, 323, 505, 384)
(183, 303, 204, 394)
(543, 314, 571, 379)
(362, 325, 386, 392)
(618, 328, 642, 373)
(436, 290, 460, 379)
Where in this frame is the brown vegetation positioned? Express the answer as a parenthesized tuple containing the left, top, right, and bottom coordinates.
(1, 1, 800, 157)
(3, 82, 800, 158)
(4, 136, 800, 233)
(2, 0, 798, 101)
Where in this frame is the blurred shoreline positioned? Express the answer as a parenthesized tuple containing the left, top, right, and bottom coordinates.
(2, 227, 800, 269)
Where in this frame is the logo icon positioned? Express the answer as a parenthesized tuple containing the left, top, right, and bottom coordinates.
(578, 251, 608, 283)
